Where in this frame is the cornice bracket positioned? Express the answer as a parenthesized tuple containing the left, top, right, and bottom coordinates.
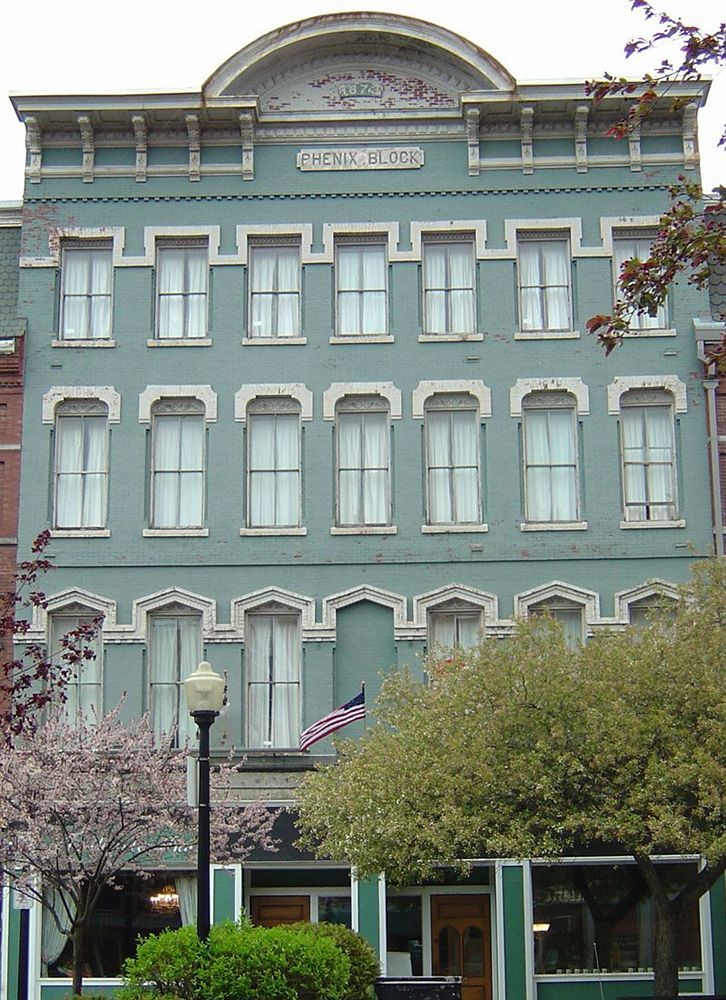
(78, 116, 95, 183)
(132, 114, 147, 183)
(25, 116, 42, 184)
(186, 113, 201, 182)
(520, 106, 534, 175)
(239, 112, 255, 181)
(575, 104, 588, 173)
(466, 108, 481, 176)
(628, 120, 642, 172)
(682, 103, 697, 170)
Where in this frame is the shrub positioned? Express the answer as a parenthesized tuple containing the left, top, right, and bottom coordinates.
(289, 923, 379, 1000)
(119, 925, 203, 1000)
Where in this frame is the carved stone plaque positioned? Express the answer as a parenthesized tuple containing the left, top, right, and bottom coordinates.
(296, 146, 424, 171)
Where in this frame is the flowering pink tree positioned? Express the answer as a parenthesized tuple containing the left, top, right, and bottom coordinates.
(0, 530, 101, 744)
(0, 706, 278, 996)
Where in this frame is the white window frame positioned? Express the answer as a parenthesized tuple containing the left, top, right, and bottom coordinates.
(521, 392, 584, 528)
(421, 236, 477, 336)
(48, 612, 103, 725)
(155, 239, 209, 341)
(148, 612, 203, 748)
(59, 240, 113, 341)
(428, 606, 484, 652)
(424, 394, 482, 528)
(612, 230, 668, 331)
(245, 611, 301, 749)
(247, 241, 302, 340)
(335, 239, 388, 337)
(516, 232, 573, 335)
(619, 389, 680, 526)
(334, 396, 392, 531)
(148, 399, 207, 534)
(52, 399, 110, 534)
(246, 399, 302, 531)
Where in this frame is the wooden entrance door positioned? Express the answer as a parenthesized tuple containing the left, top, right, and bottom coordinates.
(431, 895, 492, 1000)
(250, 895, 310, 926)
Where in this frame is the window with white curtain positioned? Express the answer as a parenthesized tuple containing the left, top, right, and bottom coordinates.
(336, 397, 391, 527)
(422, 238, 476, 334)
(425, 395, 481, 525)
(530, 597, 584, 647)
(628, 594, 677, 628)
(247, 399, 301, 528)
(522, 392, 580, 523)
(156, 241, 208, 339)
(612, 232, 667, 329)
(48, 613, 102, 724)
(60, 242, 113, 340)
(619, 390, 678, 521)
(246, 613, 300, 748)
(150, 400, 205, 529)
(429, 608, 482, 651)
(249, 243, 301, 338)
(336, 242, 387, 335)
(517, 234, 572, 332)
(149, 614, 202, 747)
(53, 400, 109, 529)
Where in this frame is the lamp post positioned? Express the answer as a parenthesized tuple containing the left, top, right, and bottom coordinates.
(184, 660, 225, 941)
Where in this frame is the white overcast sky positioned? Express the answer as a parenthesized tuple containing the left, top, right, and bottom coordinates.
(0, 0, 723, 202)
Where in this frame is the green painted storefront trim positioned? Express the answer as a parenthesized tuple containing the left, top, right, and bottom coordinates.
(710, 873, 726, 992)
(356, 876, 381, 955)
(501, 865, 527, 1000)
(213, 867, 237, 923)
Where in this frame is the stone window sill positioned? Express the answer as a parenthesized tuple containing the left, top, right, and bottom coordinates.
(143, 528, 209, 536)
(330, 525, 397, 535)
(520, 521, 588, 531)
(620, 519, 685, 529)
(329, 335, 394, 344)
(514, 330, 580, 340)
(51, 529, 111, 538)
(52, 339, 116, 348)
(240, 527, 307, 536)
(147, 338, 212, 347)
(418, 333, 483, 343)
(422, 523, 488, 533)
(242, 337, 307, 345)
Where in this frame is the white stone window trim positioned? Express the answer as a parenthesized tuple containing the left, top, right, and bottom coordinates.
(330, 335, 394, 345)
(134, 587, 218, 638)
(236, 224, 314, 264)
(25, 588, 117, 636)
(139, 385, 217, 423)
(21, 227, 126, 269)
(240, 527, 308, 536)
(412, 381, 491, 419)
(234, 384, 313, 422)
(606, 376, 687, 414)
(409, 221, 489, 259)
(514, 581, 600, 622)
(143, 527, 210, 537)
(323, 382, 402, 420)
(421, 523, 488, 533)
(52, 339, 117, 349)
(413, 584, 499, 631)
(322, 223, 400, 262)
(139, 227, 223, 266)
(614, 580, 679, 623)
(51, 529, 111, 538)
(42, 386, 121, 424)
(147, 338, 213, 348)
(418, 333, 485, 343)
(231, 587, 316, 637)
(599, 216, 662, 256)
(510, 378, 589, 416)
(322, 585, 408, 633)
(619, 519, 686, 530)
(330, 525, 398, 535)
(503, 218, 585, 258)
(520, 521, 588, 532)
(243, 337, 308, 346)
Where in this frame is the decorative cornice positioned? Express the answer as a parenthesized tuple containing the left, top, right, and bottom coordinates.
(682, 103, 698, 171)
(520, 106, 534, 175)
(185, 113, 200, 182)
(628, 122, 642, 172)
(574, 105, 588, 173)
(466, 107, 480, 177)
(25, 116, 42, 184)
(239, 112, 255, 181)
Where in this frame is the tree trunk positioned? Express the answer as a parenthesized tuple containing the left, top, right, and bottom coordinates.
(71, 923, 84, 997)
(652, 896, 678, 997)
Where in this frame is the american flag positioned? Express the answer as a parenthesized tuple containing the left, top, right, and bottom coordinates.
(298, 689, 366, 752)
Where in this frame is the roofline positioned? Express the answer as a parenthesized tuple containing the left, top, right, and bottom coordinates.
(0, 202, 23, 227)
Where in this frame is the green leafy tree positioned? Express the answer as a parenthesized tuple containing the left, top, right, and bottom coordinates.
(585, 1, 726, 368)
(297, 561, 726, 997)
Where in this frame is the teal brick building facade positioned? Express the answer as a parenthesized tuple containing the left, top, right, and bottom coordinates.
(2, 14, 724, 1000)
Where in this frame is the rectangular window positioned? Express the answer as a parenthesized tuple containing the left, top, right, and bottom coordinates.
(246, 613, 300, 748)
(60, 243, 113, 340)
(422, 239, 476, 334)
(530, 598, 584, 647)
(150, 405, 205, 529)
(53, 402, 109, 529)
(249, 244, 301, 338)
(523, 396, 579, 523)
(336, 403, 390, 526)
(149, 615, 202, 747)
(517, 235, 572, 333)
(425, 401, 481, 525)
(49, 614, 102, 724)
(336, 242, 387, 335)
(429, 610, 481, 651)
(613, 234, 667, 329)
(247, 406, 301, 528)
(156, 242, 208, 339)
(620, 396, 677, 521)
(532, 862, 701, 975)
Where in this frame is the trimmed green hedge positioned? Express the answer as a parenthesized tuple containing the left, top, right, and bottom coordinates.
(120, 920, 377, 1000)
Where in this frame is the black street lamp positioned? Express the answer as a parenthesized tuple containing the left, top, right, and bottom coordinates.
(184, 660, 225, 941)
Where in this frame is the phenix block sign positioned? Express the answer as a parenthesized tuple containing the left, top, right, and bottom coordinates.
(296, 147, 425, 171)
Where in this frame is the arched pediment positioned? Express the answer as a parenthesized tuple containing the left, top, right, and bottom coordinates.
(203, 13, 515, 115)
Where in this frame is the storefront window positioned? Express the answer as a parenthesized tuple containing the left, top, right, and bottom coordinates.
(386, 896, 423, 976)
(532, 863, 701, 975)
(44, 873, 189, 978)
(318, 896, 352, 927)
